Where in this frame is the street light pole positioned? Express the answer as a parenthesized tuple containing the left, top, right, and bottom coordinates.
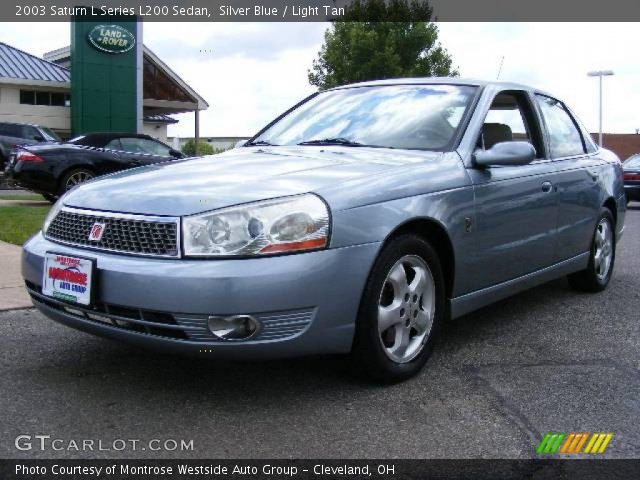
(587, 70, 614, 148)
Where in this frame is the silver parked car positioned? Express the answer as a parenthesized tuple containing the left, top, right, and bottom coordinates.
(23, 79, 626, 381)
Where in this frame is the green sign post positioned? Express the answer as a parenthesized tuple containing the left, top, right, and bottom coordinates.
(71, 16, 141, 135)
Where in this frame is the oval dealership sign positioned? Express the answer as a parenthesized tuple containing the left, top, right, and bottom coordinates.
(88, 25, 135, 54)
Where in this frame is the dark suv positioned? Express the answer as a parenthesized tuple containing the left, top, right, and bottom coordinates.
(0, 122, 60, 172)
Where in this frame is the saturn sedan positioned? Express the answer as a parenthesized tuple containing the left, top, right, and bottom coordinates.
(22, 78, 626, 382)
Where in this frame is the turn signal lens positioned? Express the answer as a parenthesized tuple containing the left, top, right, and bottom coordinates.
(259, 237, 327, 254)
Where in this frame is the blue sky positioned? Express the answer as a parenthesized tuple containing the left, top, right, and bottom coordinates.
(0, 22, 637, 138)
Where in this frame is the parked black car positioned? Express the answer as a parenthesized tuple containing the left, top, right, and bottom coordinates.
(0, 121, 61, 172)
(623, 154, 640, 203)
(5, 133, 184, 200)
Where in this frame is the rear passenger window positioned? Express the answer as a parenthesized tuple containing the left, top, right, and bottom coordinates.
(535, 95, 586, 158)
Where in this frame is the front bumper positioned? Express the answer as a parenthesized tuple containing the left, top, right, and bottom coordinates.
(23, 233, 380, 358)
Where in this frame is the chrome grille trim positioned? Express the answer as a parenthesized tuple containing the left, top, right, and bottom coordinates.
(175, 308, 315, 342)
(45, 206, 181, 258)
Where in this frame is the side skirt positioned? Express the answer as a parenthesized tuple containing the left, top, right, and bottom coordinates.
(449, 252, 590, 319)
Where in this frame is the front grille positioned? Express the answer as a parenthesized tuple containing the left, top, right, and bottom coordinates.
(46, 208, 179, 257)
(26, 281, 188, 340)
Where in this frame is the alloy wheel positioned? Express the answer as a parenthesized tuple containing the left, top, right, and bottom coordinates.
(377, 255, 435, 363)
(594, 218, 613, 281)
(65, 171, 94, 191)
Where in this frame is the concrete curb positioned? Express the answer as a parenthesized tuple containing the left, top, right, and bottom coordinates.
(0, 240, 31, 311)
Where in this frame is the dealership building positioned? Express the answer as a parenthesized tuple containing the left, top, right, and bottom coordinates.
(0, 19, 207, 142)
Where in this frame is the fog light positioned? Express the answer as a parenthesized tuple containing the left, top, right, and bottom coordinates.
(207, 315, 260, 340)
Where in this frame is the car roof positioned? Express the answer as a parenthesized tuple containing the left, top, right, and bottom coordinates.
(0, 121, 46, 128)
(328, 77, 556, 97)
(71, 132, 153, 146)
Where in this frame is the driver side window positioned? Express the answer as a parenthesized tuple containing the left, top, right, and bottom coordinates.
(477, 91, 544, 158)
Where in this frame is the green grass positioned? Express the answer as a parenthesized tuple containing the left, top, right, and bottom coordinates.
(0, 194, 46, 201)
(0, 205, 50, 245)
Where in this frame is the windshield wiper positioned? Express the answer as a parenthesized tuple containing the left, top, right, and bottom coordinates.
(245, 139, 277, 146)
(298, 137, 364, 147)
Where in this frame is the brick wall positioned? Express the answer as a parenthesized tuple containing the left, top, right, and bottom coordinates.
(591, 133, 640, 161)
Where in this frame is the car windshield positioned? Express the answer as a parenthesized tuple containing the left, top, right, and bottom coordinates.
(40, 127, 61, 142)
(251, 84, 477, 151)
(625, 155, 640, 168)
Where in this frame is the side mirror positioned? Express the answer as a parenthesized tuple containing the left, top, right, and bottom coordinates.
(169, 149, 184, 158)
(33, 135, 45, 142)
(473, 141, 536, 168)
(234, 139, 247, 149)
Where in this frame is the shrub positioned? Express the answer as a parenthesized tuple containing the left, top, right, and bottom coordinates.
(181, 139, 215, 156)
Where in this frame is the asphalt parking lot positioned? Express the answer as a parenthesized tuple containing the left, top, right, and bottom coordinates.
(1, 208, 638, 460)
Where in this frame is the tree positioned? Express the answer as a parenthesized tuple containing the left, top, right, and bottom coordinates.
(308, 0, 458, 90)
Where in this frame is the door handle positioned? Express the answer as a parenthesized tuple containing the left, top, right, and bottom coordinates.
(541, 181, 553, 193)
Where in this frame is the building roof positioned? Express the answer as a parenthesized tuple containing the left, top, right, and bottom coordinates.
(43, 44, 208, 111)
(0, 42, 70, 84)
(143, 46, 208, 111)
(143, 114, 179, 124)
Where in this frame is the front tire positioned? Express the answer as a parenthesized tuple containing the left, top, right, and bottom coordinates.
(568, 208, 616, 292)
(351, 235, 445, 382)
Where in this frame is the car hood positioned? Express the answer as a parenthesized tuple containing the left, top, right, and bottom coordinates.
(63, 146, 440, 216)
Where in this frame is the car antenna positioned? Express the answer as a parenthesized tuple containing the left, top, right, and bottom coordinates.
(496, 56, 505, 80)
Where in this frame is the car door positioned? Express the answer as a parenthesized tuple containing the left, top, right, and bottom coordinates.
(534, 94, 605, 262)
(465, 89, 558, 291)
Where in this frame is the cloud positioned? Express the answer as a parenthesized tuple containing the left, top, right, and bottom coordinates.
(437, 22, 640, 134)
(144, 22, 327, 62)
(143, 23, 328, 137)
(0, 22, 638, 138)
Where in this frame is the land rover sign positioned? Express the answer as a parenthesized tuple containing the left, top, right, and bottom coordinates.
(87, 25, 135, 54)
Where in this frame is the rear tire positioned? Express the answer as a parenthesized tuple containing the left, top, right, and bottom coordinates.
(351, 235, 445, 383)
(568, 208, 615, 292)
(59, 168, 95, 195)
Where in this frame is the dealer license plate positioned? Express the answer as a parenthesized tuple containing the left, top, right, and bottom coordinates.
(42, 253, 95, 306)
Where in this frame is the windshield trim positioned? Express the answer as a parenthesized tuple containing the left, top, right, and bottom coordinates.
(245, 84, 482, 153)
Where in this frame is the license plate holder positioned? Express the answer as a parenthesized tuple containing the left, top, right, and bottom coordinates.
(42, 252, 96, 306)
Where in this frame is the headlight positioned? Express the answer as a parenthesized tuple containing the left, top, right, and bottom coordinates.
(182, 194, 330, 257)
(42, 195, 65, 234)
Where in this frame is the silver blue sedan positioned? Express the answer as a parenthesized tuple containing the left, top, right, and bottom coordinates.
(22, 78, 626, 381)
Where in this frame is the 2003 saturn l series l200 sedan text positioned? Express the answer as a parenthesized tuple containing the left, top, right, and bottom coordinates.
(22, 79, 626, 382)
